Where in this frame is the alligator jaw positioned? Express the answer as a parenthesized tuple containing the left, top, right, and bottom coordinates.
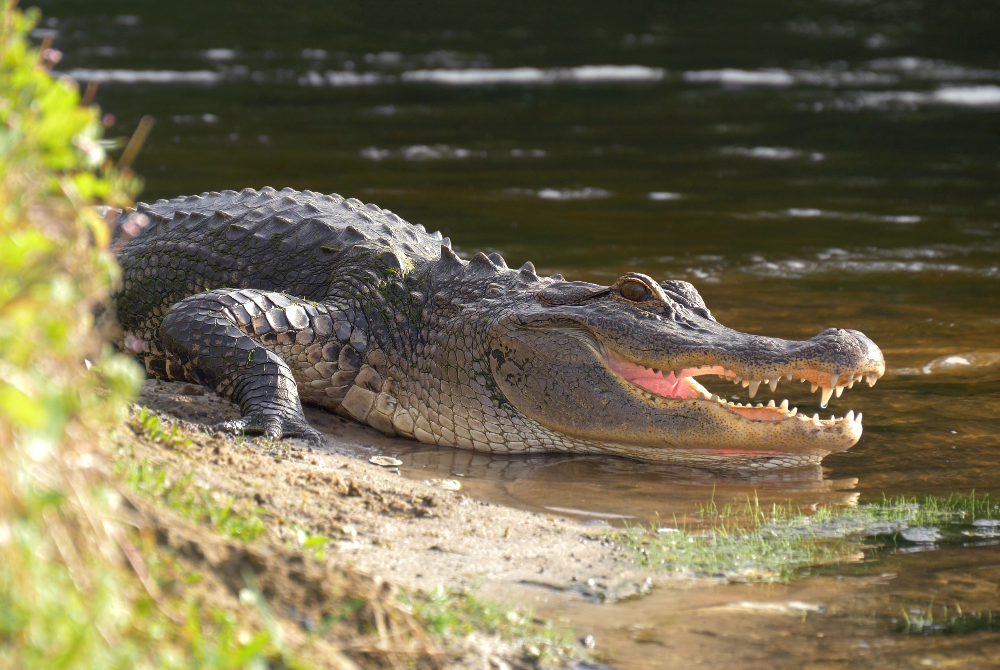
(601, 344, 881, 449)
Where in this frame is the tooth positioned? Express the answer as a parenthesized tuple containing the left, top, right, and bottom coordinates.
(786, 373, 793, 381)
(846, 409, 854, 423)
(734, 376, 742, 384)
(812, 413, 820, 422)
(767, 399, 775, 407)
(848, 379, 855, 389)
(756, 403, 763, 408)
(820, 386, 834, 408)
(830, 414, 836, 422)
(790, 407, 798, 416)
(810, 382, 818, 393)
(769, 378, 778, 393)
(835, 386, 844, 398)
(830, 373, 839, 388)
(780, 399, 789, 410)
(857, 412, 863, 424)
(747, 380, 759, 397)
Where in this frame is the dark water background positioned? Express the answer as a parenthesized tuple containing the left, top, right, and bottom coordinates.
(34, 0, 1000, 665)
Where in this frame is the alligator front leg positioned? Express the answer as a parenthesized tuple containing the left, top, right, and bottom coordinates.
(158, 289, 326, 443)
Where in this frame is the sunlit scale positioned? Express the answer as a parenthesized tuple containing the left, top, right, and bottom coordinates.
(603, 350, 877, 428)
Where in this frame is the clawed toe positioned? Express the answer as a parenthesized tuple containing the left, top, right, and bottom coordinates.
(213, 413, 322, 444)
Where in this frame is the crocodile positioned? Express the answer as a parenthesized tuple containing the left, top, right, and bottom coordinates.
(112, 187, 885, 469)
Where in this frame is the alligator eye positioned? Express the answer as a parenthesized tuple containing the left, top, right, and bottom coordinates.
(620, 279, 650, 302)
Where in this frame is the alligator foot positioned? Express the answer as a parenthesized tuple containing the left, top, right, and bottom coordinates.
(214, 412, 324, 444)
(159, 289, 323, 445)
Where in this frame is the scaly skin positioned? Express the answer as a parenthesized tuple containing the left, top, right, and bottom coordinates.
(113, 187, 884, 469)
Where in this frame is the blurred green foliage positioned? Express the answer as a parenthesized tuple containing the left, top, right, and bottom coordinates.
(0, 1, 140, 438)
(0, 3, 297, 667)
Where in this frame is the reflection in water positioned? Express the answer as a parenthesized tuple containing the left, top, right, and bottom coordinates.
(399, 445, 861, 522)
(309, 406, 858, 521)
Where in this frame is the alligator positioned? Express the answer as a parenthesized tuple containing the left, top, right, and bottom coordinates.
(112, 187, 885, 469)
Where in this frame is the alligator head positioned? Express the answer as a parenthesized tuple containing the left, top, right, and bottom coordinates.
(485, 269, 884, 467)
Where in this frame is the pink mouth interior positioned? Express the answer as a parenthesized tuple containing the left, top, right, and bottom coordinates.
(604, 353, 714, 399)
(603, 352, 790, 421)
(601, 348, 870, 429)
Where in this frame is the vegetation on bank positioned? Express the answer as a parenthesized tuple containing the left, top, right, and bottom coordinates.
(113, 407, 581, 666)
(614, 492, 998, 582)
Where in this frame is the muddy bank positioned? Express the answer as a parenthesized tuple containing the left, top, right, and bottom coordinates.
(130, 380, 657, 602)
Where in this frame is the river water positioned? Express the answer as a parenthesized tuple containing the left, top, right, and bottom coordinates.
(37, 0, 1000, 665)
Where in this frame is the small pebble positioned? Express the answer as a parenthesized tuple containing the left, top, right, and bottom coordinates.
(424, 478, 461, 491)
(580, 519, 609, 527)
(369, 456, 402, 467)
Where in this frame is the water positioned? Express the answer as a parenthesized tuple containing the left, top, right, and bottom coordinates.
(36, 0, 1000, 664)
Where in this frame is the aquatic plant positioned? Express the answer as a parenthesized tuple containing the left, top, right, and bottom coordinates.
(617, 492, 997, 581)
(897, 603, 1000, 635)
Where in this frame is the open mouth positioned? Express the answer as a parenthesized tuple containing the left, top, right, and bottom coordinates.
(602, 347, 881, 430)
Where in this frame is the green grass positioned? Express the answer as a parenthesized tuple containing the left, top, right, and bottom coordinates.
(136, 405, 193, 448)
(0, 516, 299, 670)
(115, 451, 268, 543)
(615, 493, 998, 582)
(291, 526, 333, 560)
(400, 585, 581, 665)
